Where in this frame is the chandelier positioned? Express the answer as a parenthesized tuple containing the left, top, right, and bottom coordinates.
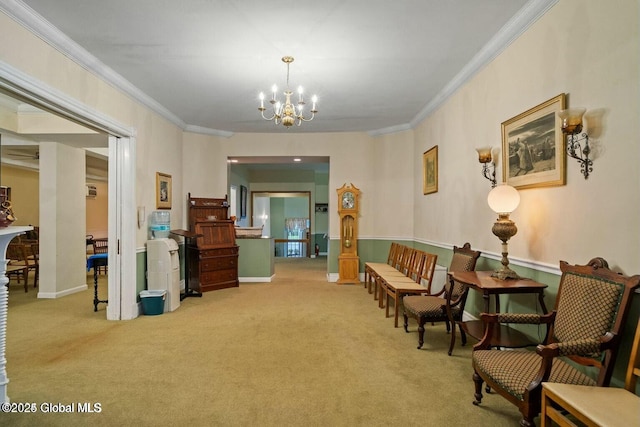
(258, 56, 318, 127)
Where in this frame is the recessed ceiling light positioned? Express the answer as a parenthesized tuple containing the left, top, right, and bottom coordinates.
(293, 158, 301, 162)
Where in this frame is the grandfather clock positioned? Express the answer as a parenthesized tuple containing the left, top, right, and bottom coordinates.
(336, 183, 360, 284)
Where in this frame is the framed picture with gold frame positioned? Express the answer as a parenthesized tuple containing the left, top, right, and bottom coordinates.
(422, 145, 438, 195)
(156, 172, 172, 209)
(502, 94, 566, 189)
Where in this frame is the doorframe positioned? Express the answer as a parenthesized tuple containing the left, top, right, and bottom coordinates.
(0, 60, 137, 320)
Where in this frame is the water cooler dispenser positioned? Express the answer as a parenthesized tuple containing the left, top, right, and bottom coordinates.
(147, 238, 181, 312)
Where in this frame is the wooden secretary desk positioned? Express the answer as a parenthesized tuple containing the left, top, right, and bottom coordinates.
(187, 194, 239, 292)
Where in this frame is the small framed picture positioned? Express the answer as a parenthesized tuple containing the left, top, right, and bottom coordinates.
(240, 185, 247, 218)
(156, 172, 172, 209)
(502, 94, 566, 189)
(422, 145, 438, 195)
(315, 203, 328, 213)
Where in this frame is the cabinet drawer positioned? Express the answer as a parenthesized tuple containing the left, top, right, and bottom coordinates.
(199, 247, 238, 257)
(201, 256, 238, 271)
(201, 269, 237, 284)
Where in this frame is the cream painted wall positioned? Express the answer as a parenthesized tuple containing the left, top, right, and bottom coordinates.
(1, 165, 109, 237)
(136, 115, 184, 243)
(182, 131, 383, 239)
(371, 129, 415, 239)
(0, 165, 39, 226)
(413, 0, 639, 273)
(0, 168, 109, 237)
(38, 142, 86, 296)
(86, 181, 108, 238)
(0, 11, 185, 249)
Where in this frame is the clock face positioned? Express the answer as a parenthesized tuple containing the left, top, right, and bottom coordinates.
(342, 191, 355, 209)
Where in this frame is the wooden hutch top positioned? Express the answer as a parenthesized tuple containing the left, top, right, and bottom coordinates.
(187, 193, 236, 249)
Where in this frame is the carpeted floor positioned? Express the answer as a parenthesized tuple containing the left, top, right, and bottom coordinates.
(3, 257, 523, 426)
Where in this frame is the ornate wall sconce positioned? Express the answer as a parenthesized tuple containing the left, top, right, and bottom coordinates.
(487, 184, 521, 280)
(558, 108, 592, 179)
(476, 147, 497, 188)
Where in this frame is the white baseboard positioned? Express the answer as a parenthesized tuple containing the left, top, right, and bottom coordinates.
(239, 275, 274, 283)
(37, 284, 88, 299)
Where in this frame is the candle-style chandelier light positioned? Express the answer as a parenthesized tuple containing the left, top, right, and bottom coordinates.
(258, 56, 318, 128)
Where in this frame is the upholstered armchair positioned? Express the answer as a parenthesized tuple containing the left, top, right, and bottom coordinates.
(471, 258, 640, 427)
(402, 243, 480, 354)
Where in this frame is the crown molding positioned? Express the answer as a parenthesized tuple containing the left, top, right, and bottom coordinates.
(367, 122, 412, 137)
(0, 60, 134, 137)
(184, 124, 234, 139)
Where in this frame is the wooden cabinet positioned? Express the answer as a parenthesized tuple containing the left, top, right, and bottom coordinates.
(188, 243, 238, 292)
(187, 194, 239, 292)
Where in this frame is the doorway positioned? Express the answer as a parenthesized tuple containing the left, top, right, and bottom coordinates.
(0, 69, 136, 320)
(252, 191, 311, 258)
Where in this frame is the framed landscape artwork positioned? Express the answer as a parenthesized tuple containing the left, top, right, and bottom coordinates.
(422, 145, 438, 195)
(501, 94, 566, 189)
(156, 172, 172, 209)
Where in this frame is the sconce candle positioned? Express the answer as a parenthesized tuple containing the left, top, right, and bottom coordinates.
(476, 147, 497, 188)
(558, 108, 586, 135)
(476, 147, 493, 163)
(557, 108, 593, 179)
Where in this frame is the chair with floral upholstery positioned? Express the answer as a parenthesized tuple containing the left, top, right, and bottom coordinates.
(402, 243, 480, 354)
(471, 258, 640, 427)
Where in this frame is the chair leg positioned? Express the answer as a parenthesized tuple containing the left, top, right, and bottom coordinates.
(393, 292, 401, 327)
(445, 319, 451, 333)
(403, 313, 409, 333)
(417, 317, 426, 349)
(21, 270, 28, 292)
(472, 371, 484, 405)
(459, 323, 467, 346)
(448, 320, 457, 356)
(519, 416, 536, 427)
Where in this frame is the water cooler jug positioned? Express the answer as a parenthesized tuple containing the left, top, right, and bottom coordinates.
(146, 238, 180, 312)
(149, 210, 170, 239)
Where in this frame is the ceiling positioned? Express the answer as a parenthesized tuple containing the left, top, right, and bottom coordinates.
(10, 0, 541, 136)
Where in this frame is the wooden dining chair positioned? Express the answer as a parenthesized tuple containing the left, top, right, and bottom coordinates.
(541, 316, 640, 426)
(381, 250, 438, 327)
(92, 238, 108, 274)
(364, 242, 399, 295)
(7, 242, 39, 291)
(402, 243, 480, 353)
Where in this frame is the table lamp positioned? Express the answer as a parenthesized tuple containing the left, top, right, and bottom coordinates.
(487, 184, 521, 280)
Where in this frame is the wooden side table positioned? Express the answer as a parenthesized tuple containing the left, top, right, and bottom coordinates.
(450, 271, 548, 348)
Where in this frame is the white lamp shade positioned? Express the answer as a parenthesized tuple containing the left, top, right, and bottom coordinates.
(487, 184, 520, 214)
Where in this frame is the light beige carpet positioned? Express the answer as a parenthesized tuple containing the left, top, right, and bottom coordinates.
(3, 257, 522, 426)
